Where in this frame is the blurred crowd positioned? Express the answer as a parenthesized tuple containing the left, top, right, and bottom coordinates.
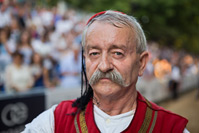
(144, 42, 199, 80)
(144, 42, 199, 99)
(0, 1, 199, 94)
(0, 1, 87, 93)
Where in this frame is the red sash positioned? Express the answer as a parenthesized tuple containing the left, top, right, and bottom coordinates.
(54, 92, 188, 133)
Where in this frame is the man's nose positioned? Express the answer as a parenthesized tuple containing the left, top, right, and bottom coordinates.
(98, 55, 113, 73)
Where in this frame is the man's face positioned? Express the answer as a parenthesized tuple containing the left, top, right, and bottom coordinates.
(84, 21, 148, 97)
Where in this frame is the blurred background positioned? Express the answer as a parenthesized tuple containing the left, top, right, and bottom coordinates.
(0, 0, 198, 132)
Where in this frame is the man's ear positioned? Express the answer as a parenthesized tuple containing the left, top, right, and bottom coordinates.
(138, 51, 149, 76)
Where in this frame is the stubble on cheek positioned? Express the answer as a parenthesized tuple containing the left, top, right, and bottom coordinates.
(85, 61, 94, 81)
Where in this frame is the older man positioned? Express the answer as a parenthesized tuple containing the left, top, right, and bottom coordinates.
(23, 10, 188, 133)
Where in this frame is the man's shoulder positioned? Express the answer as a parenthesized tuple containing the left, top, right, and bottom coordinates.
(137, 91, 188, 132)
(58, 99, 76, 105)
(149, 101, 186, 119)
(149, 101, 188, 131)
(137, 91, 188, 121)
(55, 99, 78, 114)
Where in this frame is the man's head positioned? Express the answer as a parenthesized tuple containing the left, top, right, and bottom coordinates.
(82, 10, 149, 97)
(82, 10, 147, 54)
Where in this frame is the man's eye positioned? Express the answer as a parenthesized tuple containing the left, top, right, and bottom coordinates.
(115, 52, 123, 55)
(90, 52, 99, 56)
(113, 52, 124, 59)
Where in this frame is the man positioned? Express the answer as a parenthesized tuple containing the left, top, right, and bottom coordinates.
(23, 10, 188, 133)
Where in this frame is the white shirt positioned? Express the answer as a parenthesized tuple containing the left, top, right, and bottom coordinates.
(59, 52, 81, 88)
(23, 105, 189, 133)
(94, 105, 135, 133)
(31, 39, 53, 57)
(22, 105, 56, 133)
(5, 64, 34, 93)
(0, 9, 11, 28)
(40, 10, 53, 27)
(171, 66, 181, 81)
(55, 19, 73, 34)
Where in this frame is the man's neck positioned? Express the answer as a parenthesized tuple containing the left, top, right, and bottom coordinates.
(93, 89, 137, 116)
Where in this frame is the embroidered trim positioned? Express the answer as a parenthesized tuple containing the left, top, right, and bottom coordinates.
(144, 97, 152, 107)
(138, 97, 153, 133)
(79, 110, 88, 133)
(149, 111, 158, 133)
(74, 114, 80, 133)
(138, 107, 153, 133)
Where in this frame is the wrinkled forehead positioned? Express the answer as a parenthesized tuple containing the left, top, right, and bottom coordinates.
(84, 21, 136, 52)
(86, 20, 136, 44)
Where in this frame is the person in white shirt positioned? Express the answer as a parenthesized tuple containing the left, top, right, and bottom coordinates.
(59, 46, 81, 88)
(5, 51, 34, 93)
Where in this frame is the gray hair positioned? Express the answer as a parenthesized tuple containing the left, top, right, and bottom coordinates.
(89, 69, 129, 87)
(82, 10, 147, 53)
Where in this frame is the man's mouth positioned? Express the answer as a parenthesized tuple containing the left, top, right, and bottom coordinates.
(99, 78, 111, 81)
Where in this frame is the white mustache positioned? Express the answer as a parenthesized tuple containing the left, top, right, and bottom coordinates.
(89, 69, 129, 87)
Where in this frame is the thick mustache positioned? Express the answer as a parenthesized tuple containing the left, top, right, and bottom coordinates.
(89, 69, 128, 87)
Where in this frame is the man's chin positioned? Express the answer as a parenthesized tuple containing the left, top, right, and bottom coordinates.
(92, 83, 121, 96)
